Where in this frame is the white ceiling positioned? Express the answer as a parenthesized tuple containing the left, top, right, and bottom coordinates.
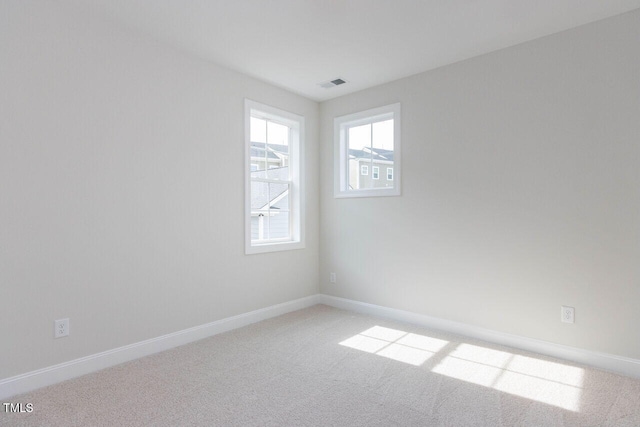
(70, 1, 640, 101)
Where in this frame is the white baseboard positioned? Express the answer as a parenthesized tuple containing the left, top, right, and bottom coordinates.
(0, 294, 320, 400)
(4, 293, 639, 400)
(319, 294, 640, 379)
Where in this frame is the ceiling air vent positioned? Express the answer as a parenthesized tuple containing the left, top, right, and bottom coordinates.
(319, 78, 347, 89)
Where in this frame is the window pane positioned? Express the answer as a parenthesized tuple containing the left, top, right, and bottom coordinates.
(250, 181, 269, 210)
(267, 121, 289, 146)
(250, 120, 290, 174)
(266, 143, 289, 174)
(251, 215, 259, 240)
(251, 210, 268, 241)
(251, 206, 290, 242)
(251, 181, 290, 209)
(348, 123, 371, 151)
(268, 209, 290, 240)
(274, 142, 289, 168)
(372, 119, 393, 150)
(250, 142, 268, 171)
(251, 117, 266, 143)
(348, 124, 372, 190)
(268, 182, 289, 209)
(250, 180, 290, 242)
(252, 166, 289, 181)
(372, 119, 394, 189)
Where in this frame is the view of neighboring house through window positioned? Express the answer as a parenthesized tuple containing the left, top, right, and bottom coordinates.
(334, 103, 401, 197)
(245, 100, 304, 254)
(372, 166, 379, 180)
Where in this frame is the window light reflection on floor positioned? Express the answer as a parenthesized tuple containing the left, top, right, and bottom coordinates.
(432, 343, 584, 411)
(339, 326, 584, 412)
(339, 326, 448, 366)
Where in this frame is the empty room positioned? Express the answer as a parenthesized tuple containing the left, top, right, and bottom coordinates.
(2, 1, 640, 426)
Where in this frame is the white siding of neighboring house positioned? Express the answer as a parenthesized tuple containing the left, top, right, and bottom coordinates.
(349, 159, 360, 190)
(349, 158, 394, 190)
(250, 191, 289, 240)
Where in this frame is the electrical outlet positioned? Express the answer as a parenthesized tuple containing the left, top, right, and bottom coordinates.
(329, 272, 336, 284)
(561, 306, 575, 324)
(55, 318, 69, 338)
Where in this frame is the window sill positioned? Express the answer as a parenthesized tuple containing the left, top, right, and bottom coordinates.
(334, 188, 401, 198)
(245, 240, 305, 255)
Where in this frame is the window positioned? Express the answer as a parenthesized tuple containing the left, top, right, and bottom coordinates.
(245, 100, 304, 254)
(334, 103, 401, 197)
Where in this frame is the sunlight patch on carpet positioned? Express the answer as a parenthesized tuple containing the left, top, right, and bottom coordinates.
(432, 343, 584, 412)
(340, 326, 448, 366)
(340, 327, 584, 412)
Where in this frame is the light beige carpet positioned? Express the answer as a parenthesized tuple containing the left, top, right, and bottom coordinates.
(2, 305, 640, 426)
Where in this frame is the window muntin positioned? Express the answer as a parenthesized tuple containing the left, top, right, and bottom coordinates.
(335, 103, 400, 197)
(245, 100, 304, 254)
(361, 165, 369, 175)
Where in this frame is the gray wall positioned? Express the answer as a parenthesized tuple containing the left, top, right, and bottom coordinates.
(320, 10, 640, 359)
(0, 0, 319, 379)
(2, 0, 639, 382)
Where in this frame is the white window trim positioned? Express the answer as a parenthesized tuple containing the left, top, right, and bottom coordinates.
(245, 99, 305, 255)
(334, 103, 401, 198)
(372, 166, 379, 180)
(361, 164, 369, 175)
(387, 167, 393, 181)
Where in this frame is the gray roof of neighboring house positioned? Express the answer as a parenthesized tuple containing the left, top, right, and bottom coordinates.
(250, 142, 289, 160)
(349, 147, 394, 162)
(250, 166, 289, 210)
